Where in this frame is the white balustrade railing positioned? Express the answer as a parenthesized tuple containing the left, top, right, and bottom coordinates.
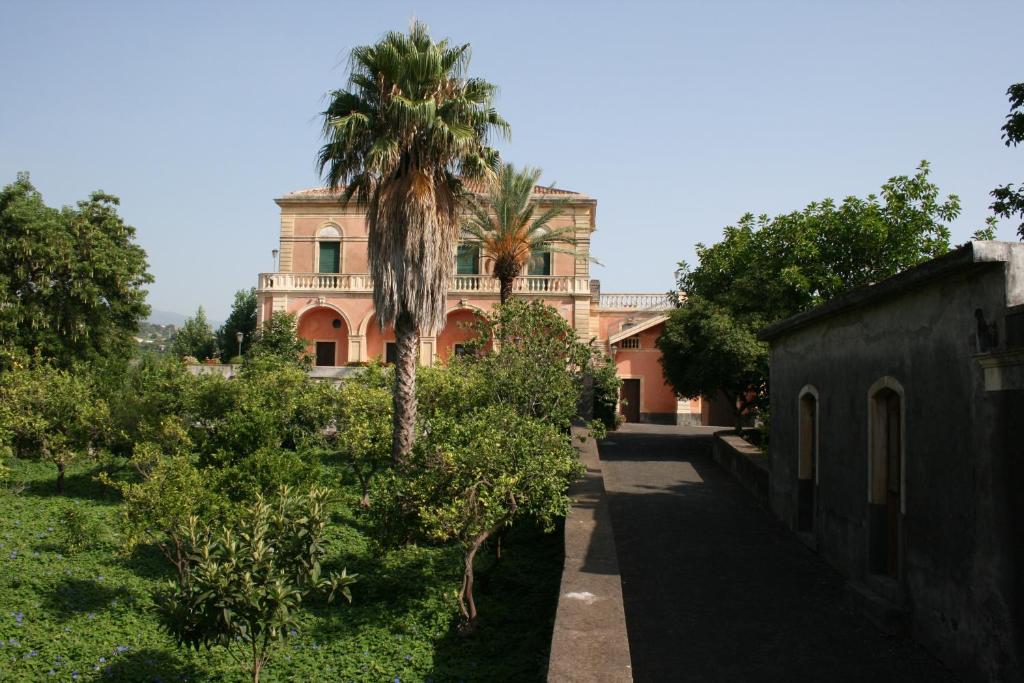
(259, 273, 590, 295)
(599, 292, 674, 310)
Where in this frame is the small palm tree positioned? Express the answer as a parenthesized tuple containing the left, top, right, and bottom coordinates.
(318, 22, 508, 464)
(463, 164, 590, 303)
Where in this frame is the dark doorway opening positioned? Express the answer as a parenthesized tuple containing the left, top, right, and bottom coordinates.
(620, 379, 641, 423)
(315, 341, 336, 367)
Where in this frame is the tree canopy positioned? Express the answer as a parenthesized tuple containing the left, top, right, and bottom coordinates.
(217, 288, 257, 362)
(990, 82, 1024, 239)
(171, 306, 217, 361)
(0, 173, 152, 368)
(658, 161, 958, 418)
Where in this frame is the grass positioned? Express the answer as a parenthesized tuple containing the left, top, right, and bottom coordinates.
(0, 458, 564, 682)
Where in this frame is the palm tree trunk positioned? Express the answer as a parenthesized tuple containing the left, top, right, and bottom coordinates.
(499, 277, 514, 304)
(392, 312, 419, 466)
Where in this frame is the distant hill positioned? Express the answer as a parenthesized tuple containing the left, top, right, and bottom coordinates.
(147, 309, 187, 326)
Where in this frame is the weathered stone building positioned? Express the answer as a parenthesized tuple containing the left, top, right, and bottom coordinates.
(760, 241, 1024, 682)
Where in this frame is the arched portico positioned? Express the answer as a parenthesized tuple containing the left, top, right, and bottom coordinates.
(437, 307, 486, 362)
(296, 306, 349, 366)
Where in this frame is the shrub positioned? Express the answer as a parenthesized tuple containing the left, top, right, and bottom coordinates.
(395, 405, 580, 624)
(161, 486, 355, 683)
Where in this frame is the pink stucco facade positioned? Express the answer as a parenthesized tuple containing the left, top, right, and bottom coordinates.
(256, 184, 704, 425)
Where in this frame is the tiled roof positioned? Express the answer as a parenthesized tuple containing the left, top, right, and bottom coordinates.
(282, 181, 585, 200)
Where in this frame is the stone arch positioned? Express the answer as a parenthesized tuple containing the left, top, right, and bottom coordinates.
(363, 314, 396, 363)
(797, 385, 820, 533)
(314, 223, 344, 274)
(296, 305, 350, 366)
(866, 376, 905, 578)
(437, 307, 486, 363)
(295, 301, 353, 332)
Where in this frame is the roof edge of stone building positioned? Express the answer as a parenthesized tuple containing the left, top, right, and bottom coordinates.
(758, 241, 1024, 342)
(275, 184, 594, 205)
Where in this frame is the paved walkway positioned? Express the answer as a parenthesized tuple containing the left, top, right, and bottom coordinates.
(598, 424, 956, 683)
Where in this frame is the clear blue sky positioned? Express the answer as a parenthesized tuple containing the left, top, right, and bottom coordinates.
(1, 0, 1021, 320)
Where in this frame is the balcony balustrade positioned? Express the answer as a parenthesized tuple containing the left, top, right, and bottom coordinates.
(258, 272, 591, 296)
(598, 292, 674, 310)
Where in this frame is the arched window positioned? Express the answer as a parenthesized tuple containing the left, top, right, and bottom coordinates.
(316, 225, 342, 274)
(797, 386, 819, 533)
(867, 377, 904, 579)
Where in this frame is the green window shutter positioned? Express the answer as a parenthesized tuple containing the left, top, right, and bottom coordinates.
(319, 242, 340, 274)
(456, 244, 479, 275)
(528, 250, 551, 276)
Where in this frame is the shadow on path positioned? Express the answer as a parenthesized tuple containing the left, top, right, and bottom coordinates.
(599, 424, 955, 683)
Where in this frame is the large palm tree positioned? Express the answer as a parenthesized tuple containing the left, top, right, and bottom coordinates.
(318, 23, 508, 464)
(463, 164, 589, 303)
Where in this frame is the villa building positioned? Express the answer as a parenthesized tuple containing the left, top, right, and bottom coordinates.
(255, 183, 703, 425)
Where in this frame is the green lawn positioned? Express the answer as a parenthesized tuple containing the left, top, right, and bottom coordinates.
(0, 459, 563, 682)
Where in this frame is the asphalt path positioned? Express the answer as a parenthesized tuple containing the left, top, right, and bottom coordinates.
(598, 423, 956, 683)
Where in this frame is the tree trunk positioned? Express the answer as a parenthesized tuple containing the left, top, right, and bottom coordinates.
(56, 461, 65, 494)
(499, 277, 513, 304)
(459, 536, 486, 623)
(391, 313, 419, 466)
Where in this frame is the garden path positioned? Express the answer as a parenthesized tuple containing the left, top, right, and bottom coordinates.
(598, 424, 956, 683)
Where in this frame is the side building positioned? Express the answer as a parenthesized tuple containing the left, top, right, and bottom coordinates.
(760, 241, 1024, 682)
(255, 183, 706, 426)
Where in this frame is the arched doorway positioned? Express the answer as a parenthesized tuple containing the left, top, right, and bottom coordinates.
(868, 381, 903, 579)
(798, 389, 818, 533)
(436, 308, 484, 363)
(297, 307, 349, 367)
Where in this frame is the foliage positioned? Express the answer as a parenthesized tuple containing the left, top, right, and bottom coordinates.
(463, 163, 588, 302)
(0, 455, 562, 681)
(59, 505, 108, 556)
(0, 362, 110, 492)
(972, 216, 999, 241)
(172, 306, 217, 361)
(393, 405, 580, 623)
(0, 173, 153, 369)
(247, 311, 311, 369)
(590, 353, 623, 431)
(161, 486, 356, 683)
(318, 21, 510, 463)
(217, 288, 258, 363)
(659, 161, 958, 421)
(184, 359, 333, 499)
(658, 297, 767, 424)
(325, 368, 392, 507)
(990, 82, 1024, 239)
(97, 353, 193, 461)
(102, 450, 226, 587)
(462, 299, 591, 430)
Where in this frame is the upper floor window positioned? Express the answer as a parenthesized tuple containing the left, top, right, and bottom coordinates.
(317, 225, 342, 274)
(319, 241, 341, 274)
(528, 249, 551, 276)
(619, 336, 640, 349)
(456, 243, 480, 275)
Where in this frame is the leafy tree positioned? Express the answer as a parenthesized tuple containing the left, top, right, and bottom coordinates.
(248, 311, 310, 369)
(658, 297, 767, 427)
(97, 353, 193, 461)
(217, 288, 257, 363)
(0, 173, 152, 369)
(462, 299, 591, 430)
(463, 163, 588, 303)
(393, 405, 579, 625)
(325, 367, 392, 507)
(162, 486, 356, 683)
(659, 162, 958, 424)
(172, 306, 217, 361)
(101, 450, 225, 587)
(318, 21, 509, 464)
(990, 82, 1024, 239)
(184, 357, 333, 499)
(0, 362, 110, 492)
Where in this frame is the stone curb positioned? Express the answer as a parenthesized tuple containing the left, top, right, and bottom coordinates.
(547, 425, 633, 682)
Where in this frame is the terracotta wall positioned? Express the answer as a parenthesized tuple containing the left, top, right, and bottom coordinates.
(613, 323, 677, 415)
